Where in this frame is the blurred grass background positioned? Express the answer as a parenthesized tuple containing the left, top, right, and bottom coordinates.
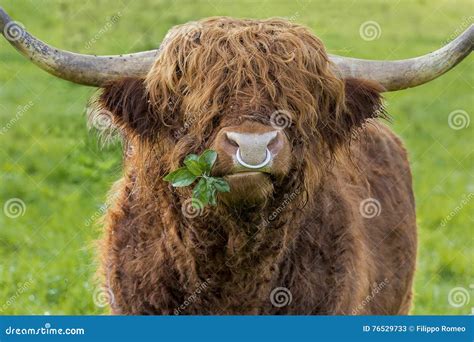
(0, 0, 472, 314)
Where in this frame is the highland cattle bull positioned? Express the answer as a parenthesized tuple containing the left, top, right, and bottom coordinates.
(1, 8, 472, 314)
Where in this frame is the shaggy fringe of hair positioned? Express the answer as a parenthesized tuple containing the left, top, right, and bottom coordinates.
(147, 17, 345, 148)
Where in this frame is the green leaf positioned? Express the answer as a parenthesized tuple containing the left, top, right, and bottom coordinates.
(164, 150, 229, 207)
(163, 167, 197, 187)
(211, 177, 230, 193)
(192, 178, 210, 205)
(184, 154, 199, 163)
(199, 150, 217, 172)
(208, 187, 218, 206)
(184, 159, 205, 176)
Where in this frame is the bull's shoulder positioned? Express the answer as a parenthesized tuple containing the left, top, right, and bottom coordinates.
(330, 119, 414, 208)
(355, 120, 408, 163)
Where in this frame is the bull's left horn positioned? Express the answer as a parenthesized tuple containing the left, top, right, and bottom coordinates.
(330, 25, 473, 92)
(0, 7, 158, 87)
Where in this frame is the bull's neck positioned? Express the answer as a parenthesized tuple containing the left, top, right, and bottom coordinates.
(163, 193, 302, 288)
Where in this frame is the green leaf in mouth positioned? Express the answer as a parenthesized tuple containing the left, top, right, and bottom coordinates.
(163, 167, 197, 187)
(164, 149, 230, 208)
(199, 150, 218, 172)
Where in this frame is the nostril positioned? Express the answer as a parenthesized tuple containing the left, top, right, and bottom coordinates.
(267, 135, 278, 150)
(267, 131, 284, 155)
(225, 133, 239, 148)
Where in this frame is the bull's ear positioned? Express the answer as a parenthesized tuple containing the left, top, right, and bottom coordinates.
(317, 78, 386, 152)
(342, 78, 386, 129)
(97, 77, 158, 138)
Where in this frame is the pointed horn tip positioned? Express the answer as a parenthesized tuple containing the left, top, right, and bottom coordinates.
(0, 6, 157, 87)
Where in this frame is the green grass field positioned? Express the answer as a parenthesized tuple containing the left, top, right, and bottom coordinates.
(0, 0, 472, 315)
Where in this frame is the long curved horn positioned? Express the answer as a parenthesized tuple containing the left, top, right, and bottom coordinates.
(0, 7, 158, 87)
(2, 7, 472, 90)
(330, 25, 473, 91)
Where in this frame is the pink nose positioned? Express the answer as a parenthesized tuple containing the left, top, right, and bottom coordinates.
(221, 130, 285, 170)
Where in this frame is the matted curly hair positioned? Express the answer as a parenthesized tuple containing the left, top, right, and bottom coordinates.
(146, 17, 348, 146)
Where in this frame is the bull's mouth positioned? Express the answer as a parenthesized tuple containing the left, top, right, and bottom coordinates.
(224, 171, 269, 180)
(221, 171, 274, 205)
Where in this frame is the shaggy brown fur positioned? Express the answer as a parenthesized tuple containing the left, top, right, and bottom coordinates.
(95, 17, 416, 314)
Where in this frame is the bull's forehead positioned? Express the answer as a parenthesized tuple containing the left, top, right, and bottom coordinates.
(165, 17, 300, 37)
(148, 16, 329, 91)
(159, 16, 320, 52)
